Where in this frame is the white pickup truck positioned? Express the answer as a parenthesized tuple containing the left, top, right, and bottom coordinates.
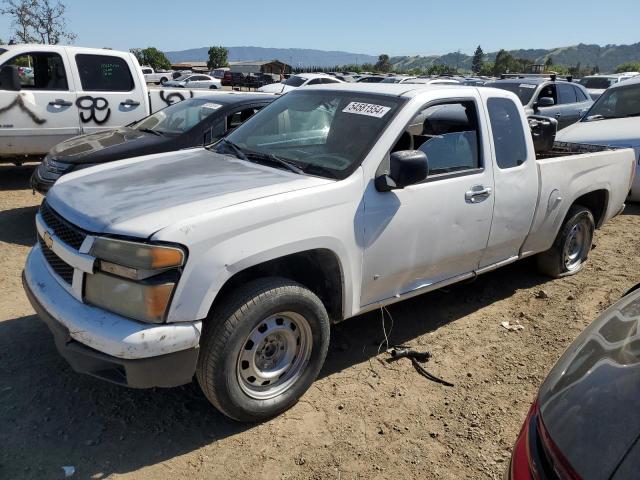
(0, 44, 213, 162)
(23, 83, 634, 422)
(140, 66, 172, 85)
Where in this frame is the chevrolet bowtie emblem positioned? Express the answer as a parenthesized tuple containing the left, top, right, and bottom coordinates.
(43, 231, 54, 249)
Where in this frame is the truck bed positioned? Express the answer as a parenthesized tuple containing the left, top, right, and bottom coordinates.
(536, 141, 618, 159)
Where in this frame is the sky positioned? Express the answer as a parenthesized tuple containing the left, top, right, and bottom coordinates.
(1, 0, 639, 56)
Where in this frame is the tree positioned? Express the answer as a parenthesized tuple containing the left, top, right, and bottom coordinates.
(615, 62, 640, 73)
(479, 61, 494, 76)
(427, 64, 456, 76)
(1, 0, 76, 44)
(492, 49, 515, 75)
(375, 54, 391, 73)
(544, 56, 553, 69)
(130, 47, 171, 70)
(207, 46, 228, 70)
(471, 45, 484, 74)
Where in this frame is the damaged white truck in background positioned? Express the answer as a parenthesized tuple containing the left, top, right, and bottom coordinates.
(23, 83, 635, 421)
(0, 44, 212, 163)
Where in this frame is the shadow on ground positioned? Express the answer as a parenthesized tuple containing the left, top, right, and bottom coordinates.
(622, 202, 640, 216)
(0, 164, 37, 192)
(0, 259, 549, 479)
(0, 205, 38, 246)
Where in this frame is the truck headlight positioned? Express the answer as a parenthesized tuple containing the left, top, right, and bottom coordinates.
(86, 238, 186, 323)
(85, 272, 176, 323)
(91, 237, 184, 272)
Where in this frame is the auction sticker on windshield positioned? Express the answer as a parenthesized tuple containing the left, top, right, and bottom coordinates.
(342, 102, 391, 118)
(519, 84, 537, 89)
(201, 103, 223, 110)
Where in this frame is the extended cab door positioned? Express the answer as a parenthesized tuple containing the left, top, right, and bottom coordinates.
(0, 48, 80, 156)
(361, 97, 495, 306)
(477, 92, 538, 268)
(69, 52, 147, 134)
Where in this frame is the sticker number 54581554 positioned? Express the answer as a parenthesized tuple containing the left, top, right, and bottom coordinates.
(342, 102, 391, 118)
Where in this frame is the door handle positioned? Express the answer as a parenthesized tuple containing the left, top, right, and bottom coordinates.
(554, 112, 561, 118)
(120, 99, 140, 107)
(48, 99, 72, 107)
(465, 185, 492, 203)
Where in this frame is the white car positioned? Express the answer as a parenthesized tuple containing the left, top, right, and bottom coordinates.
(24, 83, 634, 422)
(163, 73, 221, 89)
(557, 75, 640, 200)
(141, 66, 172, 85)
(257, 73, 344, 93)
(578, 73, 639, 100)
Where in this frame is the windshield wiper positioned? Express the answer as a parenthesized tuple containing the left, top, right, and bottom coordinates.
(623, 113, 640, 118)
(300, 163, 338, 179)
(137, 128, 163, 136)
(245, 151, 304, 174)
(217, 138, 247, 160)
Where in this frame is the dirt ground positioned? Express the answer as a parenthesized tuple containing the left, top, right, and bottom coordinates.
(1, 163, 639, 480)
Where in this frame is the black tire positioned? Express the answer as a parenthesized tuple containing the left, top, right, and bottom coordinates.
(160, 77, 168, 85)
(196, 277, 330, 422)
(536, 205, 595, 277)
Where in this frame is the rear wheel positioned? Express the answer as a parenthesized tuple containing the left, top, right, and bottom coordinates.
(536, 205, 594, 277)
(160, 77, 168, 85)
(196, 277, 330, 422)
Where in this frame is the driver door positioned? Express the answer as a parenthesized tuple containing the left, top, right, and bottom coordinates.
(361, 99, 495, 306)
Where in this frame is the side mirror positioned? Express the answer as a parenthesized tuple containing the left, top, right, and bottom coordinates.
(537, 96, 555, 107)
(0, 65, 21, 91)
(375, 150, 428, 192)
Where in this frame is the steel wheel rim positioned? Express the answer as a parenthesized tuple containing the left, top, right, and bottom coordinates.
(236, 312, 312, 400)
(563, 220, 588, 270)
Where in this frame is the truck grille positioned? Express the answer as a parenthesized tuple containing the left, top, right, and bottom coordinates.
(38, 236, 74, 284)
(39, 201, 87, 250)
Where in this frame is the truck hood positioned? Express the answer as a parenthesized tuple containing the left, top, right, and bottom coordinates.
(47, 148, 333, 237)
(537, 287, 640, 479)
(50, 128, 175, 165)
(557, 117, 640, 149)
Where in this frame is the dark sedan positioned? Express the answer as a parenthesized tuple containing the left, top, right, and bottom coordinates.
(507, 285, 640, 479)
(31, 92, 276, 194)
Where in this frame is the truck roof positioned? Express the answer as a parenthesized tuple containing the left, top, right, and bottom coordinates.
(302, 82, 476, 98)
(0, 44, 132, 58)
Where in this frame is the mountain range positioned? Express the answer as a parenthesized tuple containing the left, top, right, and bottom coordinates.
(165, 46, 378, 69)
(165, 42, 640, 73)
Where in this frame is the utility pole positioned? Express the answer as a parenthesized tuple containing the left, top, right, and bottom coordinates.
(456, 49, 461, 73)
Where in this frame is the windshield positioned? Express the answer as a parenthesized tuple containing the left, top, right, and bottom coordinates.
(283, 75, 306, 87)
(485, 82, 537, 105)
(584, 83, 640, 120)
(133, 98, 223, 134)
(579, 77, 616, 89)
(220, 90, 405, 179)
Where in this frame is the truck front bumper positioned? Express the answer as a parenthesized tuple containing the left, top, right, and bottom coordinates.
(23, 246, 201, 388)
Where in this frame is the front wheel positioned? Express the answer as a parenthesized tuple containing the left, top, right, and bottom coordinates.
(536, 205, 594, 277)
(196, 277, 330, 422)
